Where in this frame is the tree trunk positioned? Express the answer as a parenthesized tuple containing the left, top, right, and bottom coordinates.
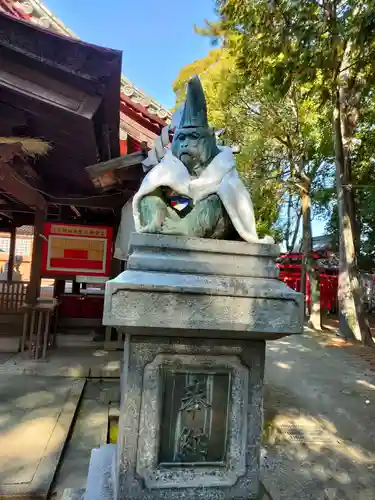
(333, 89, 373, 345)
(285, 193, 292, 251)
(300, 254, 307, 317)
(290, 206, 302, 253)
(301, 184, 321, 330)
(347, 157, 361, 256)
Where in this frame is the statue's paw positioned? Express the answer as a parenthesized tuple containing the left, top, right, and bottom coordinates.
(139, 223, 161, 234)
(261, 235, 275, 244)
(161, 221, 180, 235)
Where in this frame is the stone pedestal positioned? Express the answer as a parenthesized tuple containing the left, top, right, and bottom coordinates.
(84, 234, 303, 500)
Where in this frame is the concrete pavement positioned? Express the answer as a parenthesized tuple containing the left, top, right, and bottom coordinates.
(0, 376, 85, 500)
(1, 330, 374, 499)
(261, 329, 375, 499)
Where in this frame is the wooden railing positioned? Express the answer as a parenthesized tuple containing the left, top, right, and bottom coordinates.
(0, 280, 28, 313)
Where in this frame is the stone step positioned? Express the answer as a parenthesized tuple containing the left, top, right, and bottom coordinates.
(0, 336, 20, 353)
(127, 232, 280, 278)
(55, 334, 103, 349)
(51, 381, 113, 500)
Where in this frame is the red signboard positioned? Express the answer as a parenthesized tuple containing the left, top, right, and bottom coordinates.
(41, 223, 113, 277)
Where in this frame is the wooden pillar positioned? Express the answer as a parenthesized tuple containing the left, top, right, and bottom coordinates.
(111, 255, 122, 278)
(72, 280, 80, 295)
(27, 208, 44, 304)
(111, 221, 124, 278)
(53, 279, 65, 298)
(7, 226, 16, 283)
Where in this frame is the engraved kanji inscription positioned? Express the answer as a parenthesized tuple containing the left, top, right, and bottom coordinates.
(159, 370, 230, 465)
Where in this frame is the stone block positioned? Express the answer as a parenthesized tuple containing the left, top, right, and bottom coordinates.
(85, 234, 303, 500)
(127, 233, 280, 278)
(0, 377, 85, 500)
(84, 445, 115, 500)
(103, 234, 303, 340)
(113, 337, 265, 500)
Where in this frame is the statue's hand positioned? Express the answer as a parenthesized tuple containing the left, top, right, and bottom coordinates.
(139, 213, 166, 234)
(161, 218, 188, 236)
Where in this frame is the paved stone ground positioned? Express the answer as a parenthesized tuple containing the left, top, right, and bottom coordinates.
(0, 348, 122, 500)
(0, 348, 123, 378)
(0, 375, 85, 499)
(51, 380, 121, 500)
(2, 332, 375, 499)
(261, 329, 375, 499)
(0, 353, 13, 365)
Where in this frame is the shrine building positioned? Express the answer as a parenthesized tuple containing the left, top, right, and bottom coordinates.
(0, 0, 169, 354)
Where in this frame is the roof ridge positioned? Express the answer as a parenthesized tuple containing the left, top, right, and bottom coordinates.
(15, 0, 171, 120)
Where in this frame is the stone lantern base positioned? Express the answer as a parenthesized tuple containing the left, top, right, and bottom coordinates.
(83, 234, 303, 500)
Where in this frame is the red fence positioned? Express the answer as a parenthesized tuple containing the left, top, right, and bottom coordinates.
(278, 264, 338, 313)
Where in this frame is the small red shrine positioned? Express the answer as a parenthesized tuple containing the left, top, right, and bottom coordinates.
(277, 251, 338, 314)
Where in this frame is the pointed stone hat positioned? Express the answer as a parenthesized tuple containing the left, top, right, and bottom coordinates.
(178, 75, 208, 129)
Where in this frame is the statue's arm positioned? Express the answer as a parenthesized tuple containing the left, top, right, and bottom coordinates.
(161, 194, 229, 238)
(139, 188, 168, 233)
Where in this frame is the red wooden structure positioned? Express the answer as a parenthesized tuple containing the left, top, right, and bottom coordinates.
(0, 6, 168, 353)
(0, 0, 169, 148)
(277, 252, 338, 313)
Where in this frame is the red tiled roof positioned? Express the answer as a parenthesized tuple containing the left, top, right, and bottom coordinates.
(120, 95, 164, 147)
(2, 0, 169, 140)
(121, 94, 167, 129)
(0, 0, 29, 20)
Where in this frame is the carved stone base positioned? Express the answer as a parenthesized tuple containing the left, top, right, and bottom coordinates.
(115, 336, 264, 500)
(103, 234, 303, 339)
(82, 234, 303, 500)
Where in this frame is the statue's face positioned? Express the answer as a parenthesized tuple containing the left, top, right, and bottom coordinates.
(171, 126, 219, 175)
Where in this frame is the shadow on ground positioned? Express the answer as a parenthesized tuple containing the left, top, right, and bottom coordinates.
(1, 334, 374, 499)
(262, 332, 375, 499)
(0, 375, 117, 500)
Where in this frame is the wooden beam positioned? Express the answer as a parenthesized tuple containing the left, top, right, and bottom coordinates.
(0, 144, 46, 210)
(26, 207, 44, 304)
(0, 12, 122, 90)
(116, 166, 144, 181)
(86, 147, 146, 191)
(49, 190, 134, 209)
(0, 213, 34, 227)
(86, 149, 146, 177)
(0, 205, 33, 212)
(7, 225, 16, 283)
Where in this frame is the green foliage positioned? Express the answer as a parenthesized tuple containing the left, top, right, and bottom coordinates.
(173, 0, 375, 272)
(208, 0, 375, 272)
(214, 0, 375, 100)
(173, 44, 332, 247)
(173, 48, 286, 239)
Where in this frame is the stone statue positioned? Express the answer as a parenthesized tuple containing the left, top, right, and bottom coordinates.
(132, 76, 273, 244)
(86, 78, 303, 500)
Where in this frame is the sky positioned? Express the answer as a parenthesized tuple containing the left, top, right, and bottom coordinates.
(44, 0, 217, 110)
